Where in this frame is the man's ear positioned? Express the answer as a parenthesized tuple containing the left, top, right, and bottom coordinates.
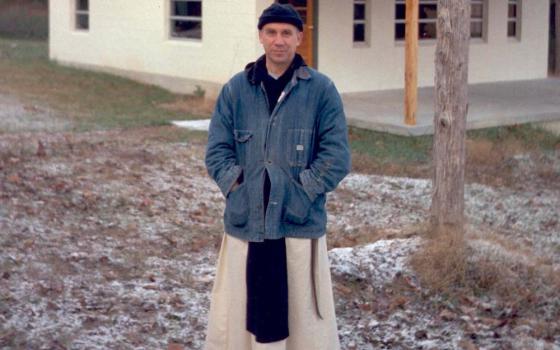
(296, 31, 303, 46)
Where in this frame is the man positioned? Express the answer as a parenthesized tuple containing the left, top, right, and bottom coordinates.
(204, 3, 350, 349)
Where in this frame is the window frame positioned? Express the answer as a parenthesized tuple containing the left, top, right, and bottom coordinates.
(470, 0, 487, 41)
(169, 0, 203, 41)
(353, 0, 369, 46)
(394, 0, 488, 42)
(395, 0, 438, 42)
(74, 0, 89, 31)
(507, 0, 521, 40)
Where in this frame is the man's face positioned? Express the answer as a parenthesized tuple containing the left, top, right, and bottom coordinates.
(259, 22, 303, 68)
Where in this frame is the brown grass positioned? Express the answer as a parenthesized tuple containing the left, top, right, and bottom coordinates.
(158, 95, 216, 116)
(349, 152, 430, 178)
(466, 139, 496, 166)
(410, 225, 560, 323)
(409, 228, 469, 294)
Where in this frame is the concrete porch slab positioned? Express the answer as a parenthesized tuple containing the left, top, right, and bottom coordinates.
(342, 78, 560, 136)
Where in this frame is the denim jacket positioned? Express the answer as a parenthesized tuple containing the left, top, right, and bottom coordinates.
(205, 57, 351, 242)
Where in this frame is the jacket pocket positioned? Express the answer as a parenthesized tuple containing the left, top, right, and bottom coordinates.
(233, 129, 253, 166)
(287, 129, 313, 167)
(225, 181, 249, 227)
(283, 178, 313, 225)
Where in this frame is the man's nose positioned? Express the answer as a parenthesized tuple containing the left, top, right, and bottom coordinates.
(272, 36, 285, 46)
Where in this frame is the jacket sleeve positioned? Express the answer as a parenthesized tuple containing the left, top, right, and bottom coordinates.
(205, 83, 243, 197)
(299, 80, 351, 202)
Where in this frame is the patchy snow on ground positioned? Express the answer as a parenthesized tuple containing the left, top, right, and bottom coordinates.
(329, 238, 421, 286)
(1, 130, 559, 349)
(0, 93, 73, 133)
(171, 119, 211, 131)
(329, 173, 560, 265)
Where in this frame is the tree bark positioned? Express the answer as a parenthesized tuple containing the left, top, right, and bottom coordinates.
(430, 0, 470, 236)
(554, 0, 560, 76)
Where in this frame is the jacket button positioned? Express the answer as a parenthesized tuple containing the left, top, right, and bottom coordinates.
(267, 160, 272, 164)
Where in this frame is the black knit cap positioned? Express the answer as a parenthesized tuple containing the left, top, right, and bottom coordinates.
(258, 3, 304, 32)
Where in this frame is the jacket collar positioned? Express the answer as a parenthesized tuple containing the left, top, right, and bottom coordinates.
(245, 53, 311, 85)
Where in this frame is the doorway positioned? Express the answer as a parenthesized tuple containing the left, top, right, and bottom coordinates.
(277, 0, 315, 67)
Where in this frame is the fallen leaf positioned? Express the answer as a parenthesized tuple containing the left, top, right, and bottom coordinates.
(168, 343, 184, 350)
(7, 174, 21, 184)
(439, 309, 457, 321)
(37, 140, 46, 157)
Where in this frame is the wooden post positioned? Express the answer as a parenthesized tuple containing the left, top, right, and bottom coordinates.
(405, 0, 419, 125)
(430, 0, 470, 236)
(554, 0, 560, 76)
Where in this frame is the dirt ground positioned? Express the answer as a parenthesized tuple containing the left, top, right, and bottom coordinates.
(1, 96, 559, 349)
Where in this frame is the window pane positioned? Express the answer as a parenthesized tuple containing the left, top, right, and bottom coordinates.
(419, 4, 437, 20)
(187, 2, 202, 17)
(471, 21, 482, 38)
(353, 23, 365, 42)
(508, 21, 516, 37)
(173, 1, 188, 16)
(395, 4, 406, 20)
(508, 4, 517, 18)
(354, 3, 365, 20)
(77, 0, 88, 11)
(354, 4, 366, 19)
(76, 14, 88, 29)
(173, 1, 201, 17)
(419, 22, 436, 39)
(171, 20, 202, 39)
(471, 4, 483, 19)
(395, 23, 405, 40)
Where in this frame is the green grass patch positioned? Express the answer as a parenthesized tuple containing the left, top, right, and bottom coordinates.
(0, 37, 205, 131)
(349, 127, 432, 164)
(468, 123, 560, 151)
(349, 123, 559, 167)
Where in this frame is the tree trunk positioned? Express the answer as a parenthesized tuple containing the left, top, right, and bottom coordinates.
(554, 0, 560, 76)
(430, 0, 470, 236)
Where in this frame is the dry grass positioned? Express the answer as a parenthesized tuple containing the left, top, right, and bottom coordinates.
(158, 95, 216, 117)
(349, 152, 430, 178)
(0, 38, 205, 131)
(410, 225, 560, 325)
(409, 227, 469, 294)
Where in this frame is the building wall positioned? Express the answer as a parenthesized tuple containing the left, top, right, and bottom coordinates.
(49, 0, 261, 97)
(49, 0, 550, 95)
(318, 0, 550, 93)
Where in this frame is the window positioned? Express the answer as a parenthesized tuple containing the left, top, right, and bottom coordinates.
(75, 0, 89, 30)
(395, 0, 486, 41)
(353, 0, 368, 44)
(470, 0, 484, 39)
(170, 0, 202, 40)
(508, 0, 520, 38)
(395, 0, 437, 40)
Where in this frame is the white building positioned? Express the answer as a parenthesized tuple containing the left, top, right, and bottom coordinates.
(49, 0, 552, 98)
